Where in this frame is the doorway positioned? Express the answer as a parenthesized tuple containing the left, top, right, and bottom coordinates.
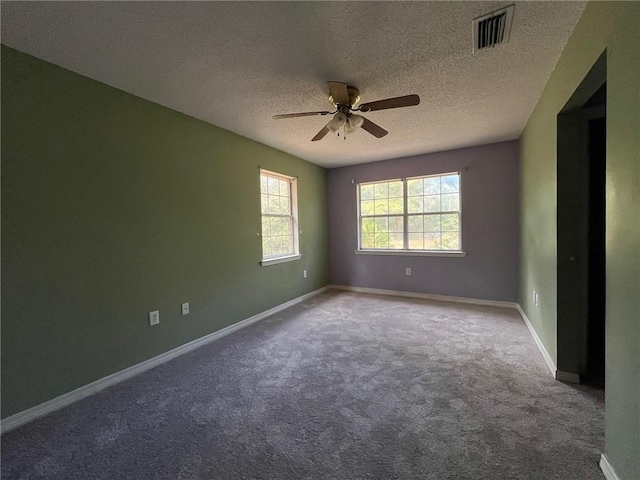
(585, 110, 605, 386)
(556, 53, 606, 386)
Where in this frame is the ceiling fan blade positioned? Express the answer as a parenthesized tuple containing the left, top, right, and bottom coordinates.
(327, 81, 349, 105)
(311, 125, 331, 142)
(273, 111, 331, 119)
(358, 94, 420, 113)
(361, 117, 388, 138)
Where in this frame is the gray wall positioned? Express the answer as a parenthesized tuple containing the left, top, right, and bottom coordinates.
(1, 46, 329, 418)
(328, 141, 519, 302)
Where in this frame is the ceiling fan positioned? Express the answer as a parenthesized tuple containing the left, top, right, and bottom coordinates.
(273, 81, 420, 141)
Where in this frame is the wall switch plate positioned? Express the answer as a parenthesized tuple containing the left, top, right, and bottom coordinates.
(535, 292, 540, 307)
(181, 303, 189, 315)
(149, 310, 160, 326)
(303, 270, 307, 278)
(406, 268, 412, 276)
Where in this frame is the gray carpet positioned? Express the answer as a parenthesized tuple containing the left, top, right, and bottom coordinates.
(1, 291, 604, 479)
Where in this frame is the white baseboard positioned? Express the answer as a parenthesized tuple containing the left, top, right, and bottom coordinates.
(600, 454, 621, 480)
(0, 286, 329, 434)
(515, 304, 557, 378)
(329, 285, 517, 309)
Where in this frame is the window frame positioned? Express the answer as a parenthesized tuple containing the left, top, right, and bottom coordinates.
(356, 172, 467, 257)
(259, 169, 301, 266)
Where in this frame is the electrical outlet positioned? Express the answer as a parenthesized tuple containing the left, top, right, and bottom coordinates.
(149, 310, 160, 326)
(406, 267, 412, 276)
(303, 270, 307, 278)
(181, 303, 189, 315)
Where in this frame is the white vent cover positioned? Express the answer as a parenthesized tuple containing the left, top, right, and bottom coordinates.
(473, 5, 515, 52)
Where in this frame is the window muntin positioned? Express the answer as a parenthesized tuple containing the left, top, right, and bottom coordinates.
(358, 172, 461, 252)
(260, 169, 298, 260)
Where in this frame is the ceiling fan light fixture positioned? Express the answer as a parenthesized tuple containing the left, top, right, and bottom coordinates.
(345, 114, 364, 134)
(327, 112, 347, 132)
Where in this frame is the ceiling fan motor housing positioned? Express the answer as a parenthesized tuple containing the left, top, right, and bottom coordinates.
(329, 86, 360, 108)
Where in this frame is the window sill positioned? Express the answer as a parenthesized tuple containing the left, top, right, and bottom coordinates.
(355, 250, 467, 258)
(260, 254, 302, 266)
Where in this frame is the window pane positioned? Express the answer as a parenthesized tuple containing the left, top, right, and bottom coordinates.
(282, 235, 293, 254)
(261, 194, 269, 214)
(279, 179, 289, 197)
(280, 196, 290, 215)
(361, 217, 375, 234)
(269, 195, 280, 214)
(267, 236, 279, 256)
(264, 217, 272, 236)
(408, 196, 423, 214)
(374, 199, 389, 215)
(362, 234, 375, 248)
(388, 197, 403, 214)
(374, 217, 388, 233)
(441, 193, 459, 211)
(262, 237, 272, 257)
(424, 214, 440, 232)
(442, 232, 459, 250)
(389, 233, 403, 249)
(441, 175, 459, 193)
(282, 218, 292, 236)
(361, 200, 375, 216)
(424, 195, 441, 213)
(374, 182, 389, 199)
(268, 176, 279, 195)
(408, 232, 423, 249)
(424, 177, 440, 195)
(360, 184, 374, 200)
(266, 217, 275, 236)
(407, 179, 423, 196)
(389, 216, 403, 232)
(260, 176, 268, 194)
(275, 218, 289, 235)
(276, 236, 286, 255)
(388, 181, 403, 198)
(408, 215, 423, 232)
(424, 233, 441, 250)
(441, 213, 459, 232)
(374, 232, 389, 249)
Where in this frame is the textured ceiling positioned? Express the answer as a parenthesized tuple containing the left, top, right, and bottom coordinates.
(1, 1, 585, 168)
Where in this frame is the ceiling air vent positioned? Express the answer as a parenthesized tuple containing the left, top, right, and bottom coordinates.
(473, 5, 514, 52)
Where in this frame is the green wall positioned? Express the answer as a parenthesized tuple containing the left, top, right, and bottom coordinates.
(519, 2, 639, 478)
(1, 46, 330, 418)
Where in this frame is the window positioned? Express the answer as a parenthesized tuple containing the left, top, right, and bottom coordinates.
(358, 172, 463, 254)
(260, 169, 300, 265)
